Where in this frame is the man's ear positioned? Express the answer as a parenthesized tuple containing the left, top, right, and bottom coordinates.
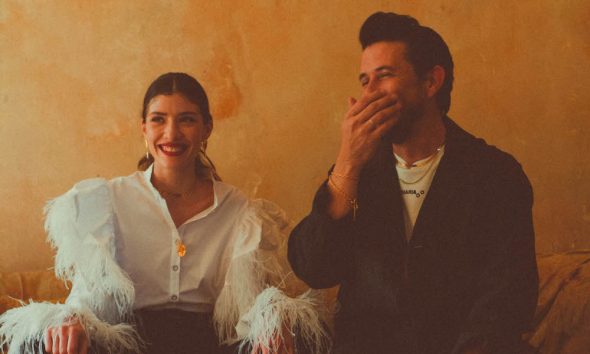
(424, 65, 445, 99)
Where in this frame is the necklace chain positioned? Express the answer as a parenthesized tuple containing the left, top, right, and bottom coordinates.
(156, 180, 199, 200)
(396, 146, 444, 185)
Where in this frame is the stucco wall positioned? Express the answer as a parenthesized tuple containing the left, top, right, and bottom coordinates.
(1, 0, 589, 271)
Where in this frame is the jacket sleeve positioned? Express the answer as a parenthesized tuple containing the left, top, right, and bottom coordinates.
(452, 158, 539, 353)
(287, 178, 356, 289)
(213, 199, 330, 354)
(0, 179, 140, 354)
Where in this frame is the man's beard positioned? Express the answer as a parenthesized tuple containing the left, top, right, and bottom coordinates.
(383, 104, 424, 144)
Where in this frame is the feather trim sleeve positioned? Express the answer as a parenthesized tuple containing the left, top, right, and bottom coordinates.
(0, 178, 140, 353)
(213, 199, 330, 354)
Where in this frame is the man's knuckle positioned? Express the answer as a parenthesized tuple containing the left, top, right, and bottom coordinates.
(365, 100, 377, 110)
(371, 112, 383, 122)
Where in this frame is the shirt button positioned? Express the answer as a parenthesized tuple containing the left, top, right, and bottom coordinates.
(172, 265, 179, 271)
(171, 295, 178, 301)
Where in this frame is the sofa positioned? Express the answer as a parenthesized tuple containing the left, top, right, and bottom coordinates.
(524, 251, 590, 353)
(2, 251, 590, 354)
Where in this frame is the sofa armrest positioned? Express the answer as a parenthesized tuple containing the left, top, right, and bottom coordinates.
(0, 270, 69, 314)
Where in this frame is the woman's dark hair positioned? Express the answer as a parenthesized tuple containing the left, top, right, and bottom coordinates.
(359, 12, 454, 114)
(138, 72, 220, 180)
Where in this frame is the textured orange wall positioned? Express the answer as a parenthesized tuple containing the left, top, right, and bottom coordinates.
(1, 1, 589, 271)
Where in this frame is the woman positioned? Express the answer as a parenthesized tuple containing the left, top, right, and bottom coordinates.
(0, 73, 329, 354)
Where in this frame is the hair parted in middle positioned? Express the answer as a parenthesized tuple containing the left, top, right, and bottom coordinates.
(138, 72, 220, 181)
(359, 12, 454, 115)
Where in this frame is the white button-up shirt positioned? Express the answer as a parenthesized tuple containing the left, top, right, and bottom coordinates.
(109, 165, 250, 313)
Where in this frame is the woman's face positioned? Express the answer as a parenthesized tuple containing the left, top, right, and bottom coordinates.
(142, 93, 212, 172)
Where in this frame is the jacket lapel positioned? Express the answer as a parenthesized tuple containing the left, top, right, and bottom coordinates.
(359, 143, 407, 250)
(409, 118, 476, 249)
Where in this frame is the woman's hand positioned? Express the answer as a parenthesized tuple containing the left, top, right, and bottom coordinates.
(44, 318, 89, 354)
(251, 325, 295, 354)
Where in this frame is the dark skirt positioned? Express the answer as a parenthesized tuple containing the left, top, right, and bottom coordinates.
(132, 308, 237, 354)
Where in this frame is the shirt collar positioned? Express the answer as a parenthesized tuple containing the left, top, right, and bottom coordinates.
(142, 164, 221, 224)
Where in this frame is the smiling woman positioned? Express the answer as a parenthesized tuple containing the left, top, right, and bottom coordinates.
(144, 93, 210, 171)
(138, 73, 219, 181)
(0, 73, 329, 354)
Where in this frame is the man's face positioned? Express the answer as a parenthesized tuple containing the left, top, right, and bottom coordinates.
(359, 41, 427, 143)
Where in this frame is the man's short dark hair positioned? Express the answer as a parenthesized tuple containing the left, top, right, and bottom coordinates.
(360, 12, 454, 114)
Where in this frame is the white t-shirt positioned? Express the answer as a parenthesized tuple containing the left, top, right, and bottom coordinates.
(395, 146, 445, 241)
(109, 165, 252, 313)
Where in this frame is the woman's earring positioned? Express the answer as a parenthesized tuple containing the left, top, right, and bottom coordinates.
(144, 139, 150, 159)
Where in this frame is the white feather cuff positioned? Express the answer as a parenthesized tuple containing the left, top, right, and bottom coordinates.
(214, 199, 331, 353)
(0, 302, 140, 354)
(238, 288, 330, 354)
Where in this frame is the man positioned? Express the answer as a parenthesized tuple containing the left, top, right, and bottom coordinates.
(288, 12, 538, 354)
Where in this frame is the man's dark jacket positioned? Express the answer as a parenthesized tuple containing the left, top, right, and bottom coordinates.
(288, 118, 538, 354)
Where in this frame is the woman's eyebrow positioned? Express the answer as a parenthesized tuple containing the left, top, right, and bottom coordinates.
(148, 111, 199, 116)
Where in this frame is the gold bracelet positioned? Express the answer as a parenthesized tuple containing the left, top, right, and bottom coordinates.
(330, 171, 360, 181)
(328, 175, 359, 221)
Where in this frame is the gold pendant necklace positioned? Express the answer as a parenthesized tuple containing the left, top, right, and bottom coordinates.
(176, 239, 186, 257)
